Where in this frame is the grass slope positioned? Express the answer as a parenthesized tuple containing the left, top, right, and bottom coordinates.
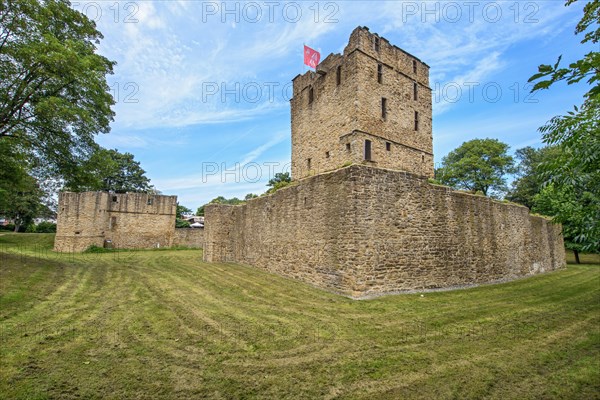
(0, 234, 598, 399)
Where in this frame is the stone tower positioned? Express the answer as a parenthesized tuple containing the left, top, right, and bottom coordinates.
(290, 26, 434, 180)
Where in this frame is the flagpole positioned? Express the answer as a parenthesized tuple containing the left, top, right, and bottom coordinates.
(303, 42, 306, 74)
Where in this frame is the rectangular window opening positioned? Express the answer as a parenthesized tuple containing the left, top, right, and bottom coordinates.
(112, 196, 117, 202)
(147, 197, 154, 205)
(364, 140, 372, 161)
(346, 143, 351, 152)
(325, 151, 330, 158)
(413, 82, 418, 101)
(414, 111, 419, 131)
(386, 142, 391, 151)
(413, 59, 417, 74)
(381, 97, 387, 120)
(336, 65, 341, 86)
(307, 158, 312, 170)
(374, 37, 380, 52)
(308, 87, 314, 104)
(377, 64, 383, 84)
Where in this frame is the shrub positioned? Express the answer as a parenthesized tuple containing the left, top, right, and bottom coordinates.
(176, 219, 191, 228)
(0, 224, 15, 232)
(84, 245, 114, 253)
(36, 222, 57, 233)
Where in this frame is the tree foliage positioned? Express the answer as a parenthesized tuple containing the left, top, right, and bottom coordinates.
(177, 204, 192, 219)
(196, 196, 248, 216)
(0, 0, 116, 176)
(533, 183, 598, 259)
(266, 172, 292, 194)
(506, 146, 561, 209)
(507, 144, 598, 255)
(175, 204, 192, 228)
(435, 138, 515, 197)
(64, 147, 153, 193)
(267, 172, 291, 187)
(0, 140, 47, 231)
(528, 0, 599, 252)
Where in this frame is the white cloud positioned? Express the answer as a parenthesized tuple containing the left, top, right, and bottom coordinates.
(378, 0, 576, 114)
(152, 133, 288, 192)
(433, 51, 505, 115)
(95, 2, 337, 130)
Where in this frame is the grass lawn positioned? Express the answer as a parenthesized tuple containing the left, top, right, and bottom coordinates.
(0, 233, 598, 399)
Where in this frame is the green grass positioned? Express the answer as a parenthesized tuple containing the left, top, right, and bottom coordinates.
(1, 233, 599, 399)
(566, 250, 600, 265)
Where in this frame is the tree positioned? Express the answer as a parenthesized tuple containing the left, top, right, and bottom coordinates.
(0, 140, 47, 231)
(0, 167, 45, 232)
(64, 147, 153, 193)
(533, 184, 597, 263)
(0, 0, 115, 178)
(196, 196, 245, 216)
(266, 172, 292, 194)
(244, 193, 258, 200)
(528, 0, 599, 252)
(267, 172, 291, 187)
(177, 204, 192, 218)
(435, 138, 515, 197)
(506, 146, 561, 209)
(175, 204, 192, 228)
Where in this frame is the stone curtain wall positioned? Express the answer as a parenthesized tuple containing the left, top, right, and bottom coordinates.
(172, 228, 204, 249)
(204, 166, 354, 293)
(54, 192, 177, 252)
(204, 165, 565, 298)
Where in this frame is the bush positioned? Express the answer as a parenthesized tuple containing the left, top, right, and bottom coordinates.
(0, 224, 15, 231)
(84, 245, 114, 253)
(36, 221, 57, 233)
(266, 180, 292, 194)
(25, 224, 36, 233)
(176, 219, 191, 228)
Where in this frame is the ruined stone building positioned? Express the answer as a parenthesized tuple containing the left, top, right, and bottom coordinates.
(54, 192, 203, 252)
(204, 27, 565, 298)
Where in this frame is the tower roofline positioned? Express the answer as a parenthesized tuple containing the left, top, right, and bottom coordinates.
(350, 26, 430, 68)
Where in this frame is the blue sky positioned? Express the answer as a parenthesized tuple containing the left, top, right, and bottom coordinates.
(75, 0, 593, 210)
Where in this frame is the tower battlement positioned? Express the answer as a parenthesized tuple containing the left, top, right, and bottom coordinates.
(291, 26, 433, 180)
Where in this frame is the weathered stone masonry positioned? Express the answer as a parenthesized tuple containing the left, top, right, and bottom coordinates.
(54, 192, 203, 252)
(204, 26, 565, 298)
(204, 165, 564, 298)
(291, 27, 433, 180)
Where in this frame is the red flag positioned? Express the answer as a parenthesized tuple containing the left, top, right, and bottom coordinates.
(304, 45, 320, 69)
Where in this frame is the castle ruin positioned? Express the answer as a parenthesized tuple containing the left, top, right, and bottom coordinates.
(54, 192, 203, 252)
(203, 27, 565, 298)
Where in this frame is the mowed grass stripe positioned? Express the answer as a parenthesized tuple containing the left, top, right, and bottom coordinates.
(0, 234, 598, 399)
(337, 314, 599, 399)
(134, 254, 349, 362)
(140, 252, 353, 331)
